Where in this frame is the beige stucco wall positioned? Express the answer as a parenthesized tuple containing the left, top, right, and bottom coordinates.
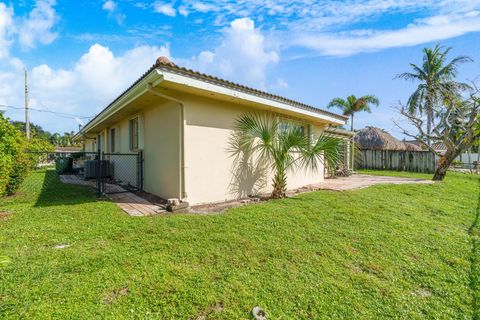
(81, 100, 181, 200)
(81, 91, 338, 205)
(182, 95, 327, 205)
(142, 101, 181, 199)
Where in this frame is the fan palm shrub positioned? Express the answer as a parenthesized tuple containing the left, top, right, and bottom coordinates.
(229, 113, 344, 199)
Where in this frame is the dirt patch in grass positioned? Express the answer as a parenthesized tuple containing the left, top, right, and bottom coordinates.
(103, 287, 128, 305)
(412, 288, 432, 298)
(0, 211, 12, 220)
(195, 302, 224, 319)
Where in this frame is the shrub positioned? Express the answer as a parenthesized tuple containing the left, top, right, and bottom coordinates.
(5, 152, 29, 195)
(0, 156, 13, 195)
(0, 114, 28, 196)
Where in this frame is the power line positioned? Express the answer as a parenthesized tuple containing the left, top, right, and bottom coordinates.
(0, 104, 93, 119)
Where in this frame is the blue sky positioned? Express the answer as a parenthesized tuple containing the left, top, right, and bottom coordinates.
(1, 0, 480, 137)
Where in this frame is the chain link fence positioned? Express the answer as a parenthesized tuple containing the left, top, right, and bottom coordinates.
(24, 150, 144, 196)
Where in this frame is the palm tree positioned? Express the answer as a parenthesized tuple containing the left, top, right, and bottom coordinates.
(396, 44, 472, 144)
(327, 94, 379, 169)
(327, 95, 379, 132)
(229, 113, 344, 199)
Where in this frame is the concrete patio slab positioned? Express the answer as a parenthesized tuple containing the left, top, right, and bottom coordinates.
(311, 174, 434, 191)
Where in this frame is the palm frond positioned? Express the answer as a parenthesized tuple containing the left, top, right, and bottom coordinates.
(327, 98, 350, 113)
(299, 134, 344, 172)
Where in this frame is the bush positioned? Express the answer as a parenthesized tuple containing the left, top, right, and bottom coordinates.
(5, 152, 29, 195)
(0, 113, 28, 196)
(0, 156, 13, 195)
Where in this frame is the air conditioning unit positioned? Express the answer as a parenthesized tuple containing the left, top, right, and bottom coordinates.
(84, 160, 113, 179)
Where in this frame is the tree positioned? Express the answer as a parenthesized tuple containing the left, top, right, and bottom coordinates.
(229, 113, 344, 199)
(50, 133, 61, 146)
(327, 94, 379, 169)
(396, 86, 480, 181)
(11, 121, 52, 141)
(396, 45, 472, 145)
(327, 95, 379, 132)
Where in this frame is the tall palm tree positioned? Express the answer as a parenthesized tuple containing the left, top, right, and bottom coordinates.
(327, 95, 380, 132)
(327, 94, 379, 169)
(396, 44, 472, 144)
(229, 113, 344, 199)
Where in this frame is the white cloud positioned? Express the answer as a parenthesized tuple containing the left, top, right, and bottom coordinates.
(0, 3, 14, 59)
(149, 0, 480, 57)
(178, 6, 189, 16)
(0, 44, 170, 133)
(102, 0, 117, 12)
(293, 11, 480, 56)
(102, 0, 125, 24)
(18, 0, 58, 49)
(187, 18, 279, 89)
(270, 78, 289, 90)
(191, 2, 218, 13)
(154, 2, 176, 16)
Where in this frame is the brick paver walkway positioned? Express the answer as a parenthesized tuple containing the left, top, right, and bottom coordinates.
(59, 175, 166, 216)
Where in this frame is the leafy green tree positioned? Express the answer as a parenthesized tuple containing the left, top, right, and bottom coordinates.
(229, 113, 344, 199)
(396, 45, 472, 144)
(11, 121, 52, 141)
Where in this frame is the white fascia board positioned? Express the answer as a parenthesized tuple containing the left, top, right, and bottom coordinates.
(79, 71, 164, 135)
(159, 70, 347, 125)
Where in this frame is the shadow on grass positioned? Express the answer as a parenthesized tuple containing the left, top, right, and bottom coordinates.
(33, 169, 97, 207)
(469, 177, 480, 320)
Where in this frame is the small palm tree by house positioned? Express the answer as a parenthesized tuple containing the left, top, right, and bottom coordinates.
(229, 113, 344, 199)
(396, 44, 472, 144)
(327, 94, 379, 169)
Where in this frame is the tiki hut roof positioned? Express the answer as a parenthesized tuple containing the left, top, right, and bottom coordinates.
(355, 127, 422, 151)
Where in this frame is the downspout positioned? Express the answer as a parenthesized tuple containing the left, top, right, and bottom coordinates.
(147, 84, 187, 201)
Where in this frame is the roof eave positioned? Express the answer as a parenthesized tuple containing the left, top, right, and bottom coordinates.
(73, 69, 163, 140)
(160, 69, 347, 125)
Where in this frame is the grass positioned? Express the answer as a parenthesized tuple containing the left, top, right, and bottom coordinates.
(0, 169, 479, 319)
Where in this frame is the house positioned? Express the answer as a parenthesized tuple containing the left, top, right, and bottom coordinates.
(74, 57, 351, 205)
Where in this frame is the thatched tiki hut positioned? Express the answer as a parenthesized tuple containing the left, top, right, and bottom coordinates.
(355, 127, 421, 151)
(354, 127, 435, 173)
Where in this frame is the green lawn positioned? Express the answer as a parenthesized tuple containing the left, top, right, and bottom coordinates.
(0, 169, 479, 319)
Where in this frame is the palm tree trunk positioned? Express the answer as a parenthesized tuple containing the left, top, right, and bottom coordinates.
(271, 167, 287, 199)
(426, 86, 433, 146)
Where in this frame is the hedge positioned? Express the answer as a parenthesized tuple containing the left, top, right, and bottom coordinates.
(0, 114, 28, 196)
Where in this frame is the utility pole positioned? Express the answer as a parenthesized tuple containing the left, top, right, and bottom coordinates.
(24, 69, 30, 140)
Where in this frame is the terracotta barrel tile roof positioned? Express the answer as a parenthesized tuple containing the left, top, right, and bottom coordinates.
(78, 56, 348, 136)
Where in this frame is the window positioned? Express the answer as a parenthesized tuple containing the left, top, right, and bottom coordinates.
(110, 128, 116, 153)
(129, 118, 139, 150)
(278, 121, 307, 137)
